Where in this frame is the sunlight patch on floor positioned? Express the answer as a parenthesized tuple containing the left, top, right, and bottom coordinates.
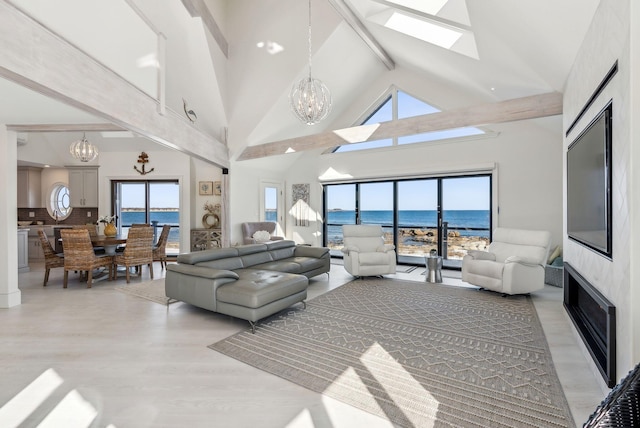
(0, 368, 113, 428)
(361, 342, 440, 427)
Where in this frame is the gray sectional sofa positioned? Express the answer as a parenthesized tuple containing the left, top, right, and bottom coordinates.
(165, 240, 330, 331)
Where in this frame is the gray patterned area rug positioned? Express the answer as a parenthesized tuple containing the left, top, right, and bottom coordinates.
(209, 279, 575, 428)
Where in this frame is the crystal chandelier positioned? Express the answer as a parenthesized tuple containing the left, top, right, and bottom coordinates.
(69, 133, 99, 162)
(290, 0, 332, 125)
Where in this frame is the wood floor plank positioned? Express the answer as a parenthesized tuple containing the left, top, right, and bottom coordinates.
(2, 261, 604, 427)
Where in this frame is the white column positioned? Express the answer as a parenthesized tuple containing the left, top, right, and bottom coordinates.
(0, 127, 21, 307)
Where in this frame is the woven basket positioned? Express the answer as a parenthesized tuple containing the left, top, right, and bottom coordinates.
(583, 363, 640, 427)
(544, 265, 563, 287)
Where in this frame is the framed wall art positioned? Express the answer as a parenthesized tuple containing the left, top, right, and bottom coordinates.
(199, 181, 214, 195)
(292, 183, 310, 227)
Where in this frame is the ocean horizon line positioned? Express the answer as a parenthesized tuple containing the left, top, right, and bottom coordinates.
(121, 208, 179, 211)
(328, 209, 489, 212)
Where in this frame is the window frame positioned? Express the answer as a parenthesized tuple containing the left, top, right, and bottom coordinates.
(332, 87, 489, 154)
(323, 173, 493, 268)
(46, 182, 72, 221)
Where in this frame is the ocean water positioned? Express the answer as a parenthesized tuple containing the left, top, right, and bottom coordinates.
(326, 210, 490, 243)
(119, 209, 489, 245)
(121, 211, 179, 242)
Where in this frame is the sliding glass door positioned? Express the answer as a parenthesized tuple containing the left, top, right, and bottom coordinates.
(323, 174, 491, 268)
(397, 179, 438, 264)
(112, 180, 180, 254)
(441, 176, 491, 268)
(360, 182, 394, 246)
(325, 184, 356, 255)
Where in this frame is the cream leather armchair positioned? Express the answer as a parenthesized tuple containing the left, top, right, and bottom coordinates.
(462, 227, 551, 295)
(341, 225, 396, 278)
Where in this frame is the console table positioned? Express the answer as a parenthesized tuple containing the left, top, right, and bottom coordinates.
(190, 228, 222, 251)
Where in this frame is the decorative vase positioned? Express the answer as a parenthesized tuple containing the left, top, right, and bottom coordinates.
(104, 222, 117, 237)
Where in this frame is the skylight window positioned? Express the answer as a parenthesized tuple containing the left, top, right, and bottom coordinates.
(367, 0, 478, 59)
(384, 12, 462, 49)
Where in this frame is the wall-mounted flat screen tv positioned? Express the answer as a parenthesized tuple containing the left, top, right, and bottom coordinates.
(567, 101, 612, 258)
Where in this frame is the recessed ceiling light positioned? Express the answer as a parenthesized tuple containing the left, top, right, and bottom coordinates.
(257, 40, 284, 55)
(384, 11, 462, 49)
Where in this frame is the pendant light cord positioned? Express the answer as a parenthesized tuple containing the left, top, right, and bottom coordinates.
(307, 0, 312, 79)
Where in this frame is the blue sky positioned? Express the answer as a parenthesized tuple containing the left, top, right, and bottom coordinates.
(327, 176, 490, 211)
(121, 182, 180, 208)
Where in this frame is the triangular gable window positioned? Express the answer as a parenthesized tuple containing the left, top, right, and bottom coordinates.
(334, 89, 485, 153)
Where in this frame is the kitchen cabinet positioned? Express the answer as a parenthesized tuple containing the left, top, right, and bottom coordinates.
(68, 167, 98, 207)
(28, 236, 44, 261)
(17, 167, 42, 208)
(18, 229, 29, 272)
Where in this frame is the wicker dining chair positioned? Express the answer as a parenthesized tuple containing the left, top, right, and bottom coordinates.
(113, 226, 154, 283)
(37, 229, 65, 286)
(152, 224, 171, 270)
(73, 224, 105, 254)
(60, 229, 114, 288)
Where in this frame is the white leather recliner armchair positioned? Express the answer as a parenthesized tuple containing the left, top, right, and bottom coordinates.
(462, 227, 551, 295)
(341, 225, 396, 277)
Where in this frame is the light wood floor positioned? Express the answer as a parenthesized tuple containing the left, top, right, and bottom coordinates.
(1, 261, 606, 428)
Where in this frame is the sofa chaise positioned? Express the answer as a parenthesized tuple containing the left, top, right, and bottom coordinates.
(165, 240, 330, 332)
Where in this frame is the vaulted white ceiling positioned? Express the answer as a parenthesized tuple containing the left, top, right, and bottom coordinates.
(3, 0, 600, 166)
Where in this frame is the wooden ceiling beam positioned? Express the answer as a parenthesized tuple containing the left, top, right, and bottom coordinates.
(236, 92, 563, 161)
(328, 0, 395, 70)
(7, 123, 125, 132)
(180, 0, 228, 57)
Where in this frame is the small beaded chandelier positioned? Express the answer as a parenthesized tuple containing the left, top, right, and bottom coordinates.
(69, 133, 98, 162)
(289, 0, 332, 125)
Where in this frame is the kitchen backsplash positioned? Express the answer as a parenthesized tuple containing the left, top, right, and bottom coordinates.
(17, 208, 98, 225)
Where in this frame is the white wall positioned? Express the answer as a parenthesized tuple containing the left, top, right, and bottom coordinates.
(563, 0, 634, 382)
(230, 117, 564, 250)
(190, 157, 223, 233)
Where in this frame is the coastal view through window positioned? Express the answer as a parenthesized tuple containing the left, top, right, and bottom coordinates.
(324, 175, 491, 268)
(112, 180, 180, 254)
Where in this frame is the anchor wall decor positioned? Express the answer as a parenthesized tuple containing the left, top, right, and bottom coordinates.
(134, 152, 155, 175)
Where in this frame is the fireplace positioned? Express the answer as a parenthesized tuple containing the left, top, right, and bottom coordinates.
(564, 263, 616, 387)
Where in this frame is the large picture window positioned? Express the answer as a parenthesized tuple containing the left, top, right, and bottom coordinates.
(333, 89, 487, 153)
(111, 180, 180, 254)
(324, 174, 492, 268)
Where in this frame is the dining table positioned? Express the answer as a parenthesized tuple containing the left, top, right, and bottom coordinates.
(91, 234, 128, 255)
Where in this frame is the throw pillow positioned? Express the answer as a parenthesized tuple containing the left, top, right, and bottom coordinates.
(253, 230, 271, 243)
(547, 245, 562, 264)
(551, 256, 563, 267)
